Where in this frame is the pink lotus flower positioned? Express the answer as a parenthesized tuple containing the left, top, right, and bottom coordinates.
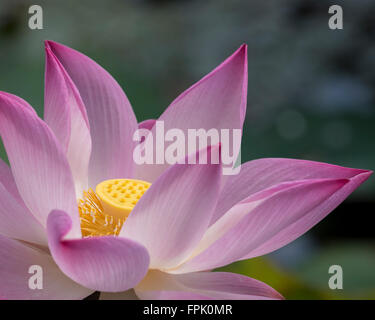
(0, 41, 371, 300)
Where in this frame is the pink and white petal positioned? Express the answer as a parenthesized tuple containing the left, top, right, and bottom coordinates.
(121, 146, 222, 269)
(240, 171, 372, 260)
(0, 92, 80, 238)
(46, 41, 138, 187)
(175, 178, 349, 273)
(47, 210, 149, 292)
(0, 158, 23, 201)
(0, 154, 45, 245)
(135, 270, 282, 300)
(212, 158, 372, 224)
(0, 234, 92, 299)
(44, 45, 91, 196)
(136, 45, 247, 183)
(0, 182, 45, 245)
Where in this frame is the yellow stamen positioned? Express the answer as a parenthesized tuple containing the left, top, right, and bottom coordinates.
(78, 179, 151, 237)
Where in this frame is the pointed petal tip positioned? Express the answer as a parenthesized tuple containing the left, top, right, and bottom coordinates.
(344, 167, 373, 182)
(357, 169, 373, 183)
(238, 43, 247, 53)
(44, 40, 60, 52)
(363, 169, 373, 177)
(44, 40, 71, 56)
(231, 43, 247, 61)
(44, 45, 55, 59)
(226, 43, 247, 64)
(44, 40, 51, 49)
(44, 40, 58, 48)
(44, 42, 61, 70)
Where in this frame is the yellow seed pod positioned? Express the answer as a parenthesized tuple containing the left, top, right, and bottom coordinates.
(95, 179, 151, 219)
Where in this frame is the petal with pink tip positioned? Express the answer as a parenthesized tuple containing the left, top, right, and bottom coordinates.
(212, 158, 372, 224)
(135, 270, 283, 300)
(175, 178, 349, 273)
(0, 234, 92, 299)
(44, 46, 91, 197)
(45, 41, 138, 187)
(209, 159, 372, 261)
(136, 45, 247, 182)
(121, 146, 222, 269)
(0, 92, 80, 238)
(47, 210, 149, 292)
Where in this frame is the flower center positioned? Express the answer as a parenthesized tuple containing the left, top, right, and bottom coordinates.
(78, 179, 151, 237)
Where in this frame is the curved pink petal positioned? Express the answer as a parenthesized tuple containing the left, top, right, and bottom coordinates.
(121, 146, 222, 269)
(136, 44, 247, 182)
(47, 210, 149, 292)
(175, 178, 349, 273)
(44, 45, 91, 197)
(46, 41, 138, 187)
(0, 92, 80, 238)
(0, 234, 92, 299)
(212, 158, 372, 224)
(0, 158, 22, 201)
(135, 270, 282, 300)
(0, 182, 45, 245)
(0, 159, 45, 244)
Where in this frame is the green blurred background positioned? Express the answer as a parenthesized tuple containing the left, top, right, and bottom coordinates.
(0, 0, 374, 299)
